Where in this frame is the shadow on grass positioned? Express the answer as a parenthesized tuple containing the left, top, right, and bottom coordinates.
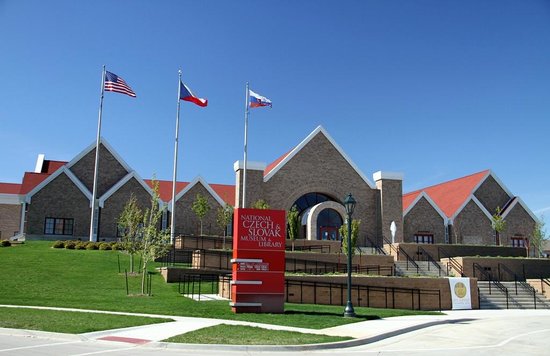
(284, 310, 380, 321)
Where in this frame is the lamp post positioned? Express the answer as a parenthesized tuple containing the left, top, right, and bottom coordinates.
(343, 193, 356, 318)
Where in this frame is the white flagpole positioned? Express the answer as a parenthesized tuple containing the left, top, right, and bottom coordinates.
(89, 65, 106, 242)
(170, 70, 182, 244)
(242, 82, 250, 208)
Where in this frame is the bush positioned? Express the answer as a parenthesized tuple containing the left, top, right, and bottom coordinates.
(99, 242, 112, 250)
(0, 240, 11, 247)
(86, 242, 98, 250)
(75, 241, 88, 250)
(111, 242, 123, 251)
(52, 240, 65, 248)
(64, 241, 76, 250)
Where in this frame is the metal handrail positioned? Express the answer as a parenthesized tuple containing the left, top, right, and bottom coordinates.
(438, 247, 464, 277)
(473, 263, 509, 309)
(365, 236, 387, 255)
(398, 246, 420, 273)
(417, 246, 444, 276)
(497, 263, 520, 294)
(382, 237, 400, 258)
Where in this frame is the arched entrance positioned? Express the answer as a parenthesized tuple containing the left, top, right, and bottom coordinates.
(290, 193, 346, 241)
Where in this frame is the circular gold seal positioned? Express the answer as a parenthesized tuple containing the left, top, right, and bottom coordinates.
(454, 282, 467, 298)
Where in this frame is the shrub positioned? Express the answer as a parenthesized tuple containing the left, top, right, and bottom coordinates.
(99, 242, 112, 250)
(0, 240, 11, 247)
(64, 241, 76, 250)
(75, 241, 88, 250)
(86, 242, 98, 250)
(111, 243, 123, 251)
(52, 240, 65, 248)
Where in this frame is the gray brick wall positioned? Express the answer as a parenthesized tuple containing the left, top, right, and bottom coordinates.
(236, 133, 379, 246)
(501, 203, 536, 246)
(99, 178, 152, 239)
(26, 173, 90, 239)
(404, 197, 445, 243)
(376, 178, 403, 243)
(69, 144, 129, 197)
(452, 200, 493, 245)
(474, 175, 511, 214)
(0, 203, 21, 239)
(174, 182, 224, 236)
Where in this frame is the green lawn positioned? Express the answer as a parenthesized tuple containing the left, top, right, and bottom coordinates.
(0, 307, 171, 334)
(0, 241, 440, 329)
(164, 324, 352, 345)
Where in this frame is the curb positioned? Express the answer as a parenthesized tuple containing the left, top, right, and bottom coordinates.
(146, 319, 465, 352)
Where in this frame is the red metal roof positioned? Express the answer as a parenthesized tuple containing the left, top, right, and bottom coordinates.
(210, 183, 236, 206)
(264, 148, 294, 177)
(19, 172, 53, 194)
(41, 160, 66, 174)
(0, 182, 22, 195)
(403, 170, 490, 218)
(145, 179, 189, 203)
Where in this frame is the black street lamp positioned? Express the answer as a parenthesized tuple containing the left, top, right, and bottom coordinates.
(343, 193, 356, 318)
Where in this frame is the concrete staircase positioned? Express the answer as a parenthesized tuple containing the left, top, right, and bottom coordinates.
(478, 281, 550, 309)
(394, 260, 449, 278)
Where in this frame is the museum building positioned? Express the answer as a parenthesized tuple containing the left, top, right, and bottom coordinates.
(0, 126, 538, 250)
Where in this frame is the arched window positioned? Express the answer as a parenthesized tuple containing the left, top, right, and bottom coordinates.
(317, 208, 343, 241)
(290, 193, 341, 239)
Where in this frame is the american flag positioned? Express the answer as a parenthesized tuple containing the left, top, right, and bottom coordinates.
(104, 71, 136, 97)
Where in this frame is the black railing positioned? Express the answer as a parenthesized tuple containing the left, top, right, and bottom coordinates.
(416, 246, 444, 276)
(365, 236, 387, 255)
(285, 279, 441, 311)
(178, 273, 227, 301)
(286, 244, 331, 253)
(473, 262, 509, 308)
(286, 257, 393, 276)
(438, 247, 464, 277)
(497, 263, 520, 294)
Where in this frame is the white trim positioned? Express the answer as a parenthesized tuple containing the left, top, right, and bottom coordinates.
(501, 197, 540, 223)
(25, 167, 92, 204)
(484, 170, 514, 200)
(450, 195, 493, 222)
(0, 193, 24, 205)
(230, 280, 263, 285)
(168, 176, 226, 211)
(263, 126, 375, 188)
(230, 302, 262, 307)
(403, 191, 448, 223)
(231, 258, 263, 263)
(373, 171, 404, 181)
(65, 137, 132, 174)
(233, 160, 266, 172)
(98, 171, 155, 208)
(34, 154, 45, 173)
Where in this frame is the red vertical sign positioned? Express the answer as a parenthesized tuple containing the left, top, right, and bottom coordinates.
(231, 208, 286, 313)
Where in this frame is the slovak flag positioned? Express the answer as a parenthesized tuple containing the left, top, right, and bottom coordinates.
(180, 81, 208, 107)
(249, 89, 272, 108)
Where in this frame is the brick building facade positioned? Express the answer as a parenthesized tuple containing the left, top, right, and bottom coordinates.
(0, 126, 538, 249)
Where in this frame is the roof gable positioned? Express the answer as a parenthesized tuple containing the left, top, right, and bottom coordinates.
(420, 170, 490, 218)
(25, 167, 92, 204)
(169, 176, 227, 209)
(263, 126, 375, 188)
(403, 191, 448, 222)
(99, 172, 154, 208)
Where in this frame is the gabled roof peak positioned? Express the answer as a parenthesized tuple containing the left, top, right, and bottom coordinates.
(263, 126, 375, 188)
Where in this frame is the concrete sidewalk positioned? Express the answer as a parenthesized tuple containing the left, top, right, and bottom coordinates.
(2, 305, 550, 351)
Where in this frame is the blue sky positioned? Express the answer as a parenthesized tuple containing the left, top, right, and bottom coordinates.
(1, 0, 549, 221)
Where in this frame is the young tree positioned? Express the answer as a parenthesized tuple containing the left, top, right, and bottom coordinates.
(192, 193, 211, 236)
(340, 219, 361, 256)
(287, 205, 299, 251)
(139, 180, 171, 295)
(252, 199, 269, 209)
(491, 206, 506, 246)
(118, 194, 143, 274)
(216, 204, 233, 250)
(531, 216, 548, 257)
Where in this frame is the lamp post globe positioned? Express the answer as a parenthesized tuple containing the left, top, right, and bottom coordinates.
(343, 193, 356, 318)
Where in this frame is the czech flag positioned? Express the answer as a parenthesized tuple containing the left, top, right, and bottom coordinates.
(180, 82, 208, 107)
(249, 89, 272, 108)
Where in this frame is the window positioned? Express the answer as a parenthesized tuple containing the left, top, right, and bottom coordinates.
(44, 218, 74, 235)
(414, 233, 434, 244)
(511, 236, 527, 248)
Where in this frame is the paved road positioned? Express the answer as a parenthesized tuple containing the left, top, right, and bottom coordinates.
(1, 310, 549, 355)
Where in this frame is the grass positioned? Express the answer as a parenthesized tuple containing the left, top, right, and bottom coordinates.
(164, 324, 352, 345)
(0, 307, 171, 334)
(0, 241, 440, 330)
